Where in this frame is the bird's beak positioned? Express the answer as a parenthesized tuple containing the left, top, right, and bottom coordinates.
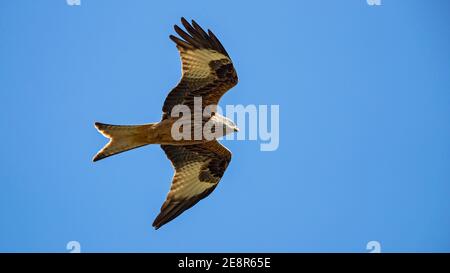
(234, 127, 240, 132)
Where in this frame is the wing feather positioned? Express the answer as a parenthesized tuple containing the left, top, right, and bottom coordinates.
(191, 20, 211, 43)
(162, 18, 238, 119)
(153, 140, 232, 229)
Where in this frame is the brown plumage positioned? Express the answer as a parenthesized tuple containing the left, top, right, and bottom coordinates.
(93, 18, 239, 229)
(153, 141, 231, 229)
(162, 17, 238, 119)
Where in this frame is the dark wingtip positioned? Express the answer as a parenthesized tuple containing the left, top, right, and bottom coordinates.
(180, 17, 189, 26)
(169, 34, 177, 42)
(170, 18, 231, 57)
(152, 220, 162, 230)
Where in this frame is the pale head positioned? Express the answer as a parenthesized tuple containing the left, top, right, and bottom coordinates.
(210, 114, 239, 137)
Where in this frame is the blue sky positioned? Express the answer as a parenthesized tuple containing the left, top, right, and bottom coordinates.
(1, 0, 449, 252)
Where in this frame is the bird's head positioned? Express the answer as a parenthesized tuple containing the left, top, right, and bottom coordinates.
(227, 118, 240, 133)
(210, 114, 239, 136)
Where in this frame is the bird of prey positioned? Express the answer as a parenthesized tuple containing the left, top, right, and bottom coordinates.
(93, 18, 239, 229)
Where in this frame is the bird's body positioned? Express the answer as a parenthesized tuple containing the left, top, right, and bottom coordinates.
(94, 114, 236, 158)
(93, 18, 239, 229)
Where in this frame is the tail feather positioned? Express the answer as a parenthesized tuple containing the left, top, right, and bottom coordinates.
(93, 122, 154, 162)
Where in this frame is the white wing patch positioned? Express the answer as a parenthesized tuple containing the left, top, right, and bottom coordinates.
(169, 161, 215, 200)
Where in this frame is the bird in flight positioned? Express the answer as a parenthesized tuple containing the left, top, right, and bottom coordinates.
(93, 18, 239, 229)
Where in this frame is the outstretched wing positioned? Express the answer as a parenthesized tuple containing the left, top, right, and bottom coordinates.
(162, 17, 238, 119)
(153, 140, 232, 229)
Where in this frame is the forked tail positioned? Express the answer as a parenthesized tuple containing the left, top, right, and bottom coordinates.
(93, 122, 155, 162)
